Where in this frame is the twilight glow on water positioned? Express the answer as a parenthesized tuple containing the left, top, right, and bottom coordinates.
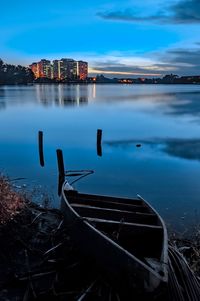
(1, 84, 200, 231)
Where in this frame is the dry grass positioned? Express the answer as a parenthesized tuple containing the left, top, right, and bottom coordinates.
(0, 175, 24, 224)
(170, 232, 200, 277)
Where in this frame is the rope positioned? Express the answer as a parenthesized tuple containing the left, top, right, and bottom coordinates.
(65, 170, 94, 185)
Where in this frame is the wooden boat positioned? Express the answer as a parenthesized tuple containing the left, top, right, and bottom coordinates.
(61, 180, 168, 297)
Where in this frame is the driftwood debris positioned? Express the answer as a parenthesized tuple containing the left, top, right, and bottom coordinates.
(0, 199, 124, 300)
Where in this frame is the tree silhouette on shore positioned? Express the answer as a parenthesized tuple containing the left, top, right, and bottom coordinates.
(0, 59, 34, 85)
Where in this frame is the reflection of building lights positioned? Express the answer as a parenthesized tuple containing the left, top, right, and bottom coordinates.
(36, 85, 41, 102)
(35, 84, 89, 107)
(76, 85, 80, 106)
(92, 84, 96, 99)
(58, 85, 63, 105)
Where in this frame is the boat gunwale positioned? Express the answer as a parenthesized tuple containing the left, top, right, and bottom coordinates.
(137, 194, 168, 281)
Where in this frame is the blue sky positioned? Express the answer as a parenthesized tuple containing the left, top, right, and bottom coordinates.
(1, 0, 200, 77)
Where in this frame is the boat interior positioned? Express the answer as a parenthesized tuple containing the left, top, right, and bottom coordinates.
(64, 190, 164, 263)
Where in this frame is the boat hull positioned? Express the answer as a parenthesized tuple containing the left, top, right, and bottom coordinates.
(61, 187, 168, 296)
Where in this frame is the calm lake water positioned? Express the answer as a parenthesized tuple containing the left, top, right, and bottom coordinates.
(1, 83, 200, 231)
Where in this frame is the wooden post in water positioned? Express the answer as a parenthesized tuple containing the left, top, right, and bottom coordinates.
(56, 149, 65, 196)
(38, 131, 45, 167)
(97, 129, 102, 157)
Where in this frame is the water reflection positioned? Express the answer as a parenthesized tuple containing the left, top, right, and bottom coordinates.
(0, 88, 6, 110)
(106, 138, 200, 162)
(2, 84, 200, 115)
(162, 138, 200, 161)
(92, 84, 96, 99)
(164, 92, 200, 117)
(0, 101, 6, 110)
(36, 84, 88, 106)
(0, 88, 5, 97)
(1, 84, 200, 231)
(123, 89, 200, 119)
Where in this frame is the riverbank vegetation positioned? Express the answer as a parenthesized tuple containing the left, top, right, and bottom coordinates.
(0, 175, 200, 300)
(0, 59, 34, 85)
(0, 176, 24, 224)
(0, 176, 123, 300)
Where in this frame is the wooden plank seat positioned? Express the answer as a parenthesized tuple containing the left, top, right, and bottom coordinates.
(69, 199, 149, 213)
(71, 204, 158, 225)
(83, 217, 162, 233)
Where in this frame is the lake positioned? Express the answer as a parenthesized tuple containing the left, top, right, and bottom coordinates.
(1, 83, 200, 231)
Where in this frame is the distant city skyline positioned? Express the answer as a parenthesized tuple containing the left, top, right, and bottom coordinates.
(1, 0, 200, 77)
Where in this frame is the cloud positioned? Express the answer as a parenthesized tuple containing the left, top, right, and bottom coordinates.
(98, 9, 165, 23)
(157, 47, 200, 74)
(162, 48, 200, 65)
(98, 0, 200, 24)
(171, 0, 200, 24)
(89, 60, 163, 77)
(88, 53, 179, 77)
(88, 45, 200, 77)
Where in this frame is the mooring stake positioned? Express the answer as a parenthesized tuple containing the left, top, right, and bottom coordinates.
(38, 131, 45, 167)
(97, 129, 102, 157)
(56, 149, 65, 196)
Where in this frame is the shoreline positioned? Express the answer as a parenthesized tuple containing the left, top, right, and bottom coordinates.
(0, 176, 200, 300)
(1, 82, 200, 86)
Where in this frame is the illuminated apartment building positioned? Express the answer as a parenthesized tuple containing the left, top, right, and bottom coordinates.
(30, 60, 51, 78)
(30, 58, 88, 80)
(77, 61, 88, 80)
(59, 58, 77, 80)
(29, 62, 38, 78)
(38, 59, 51, 78)
(52, 60, 59, 79)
